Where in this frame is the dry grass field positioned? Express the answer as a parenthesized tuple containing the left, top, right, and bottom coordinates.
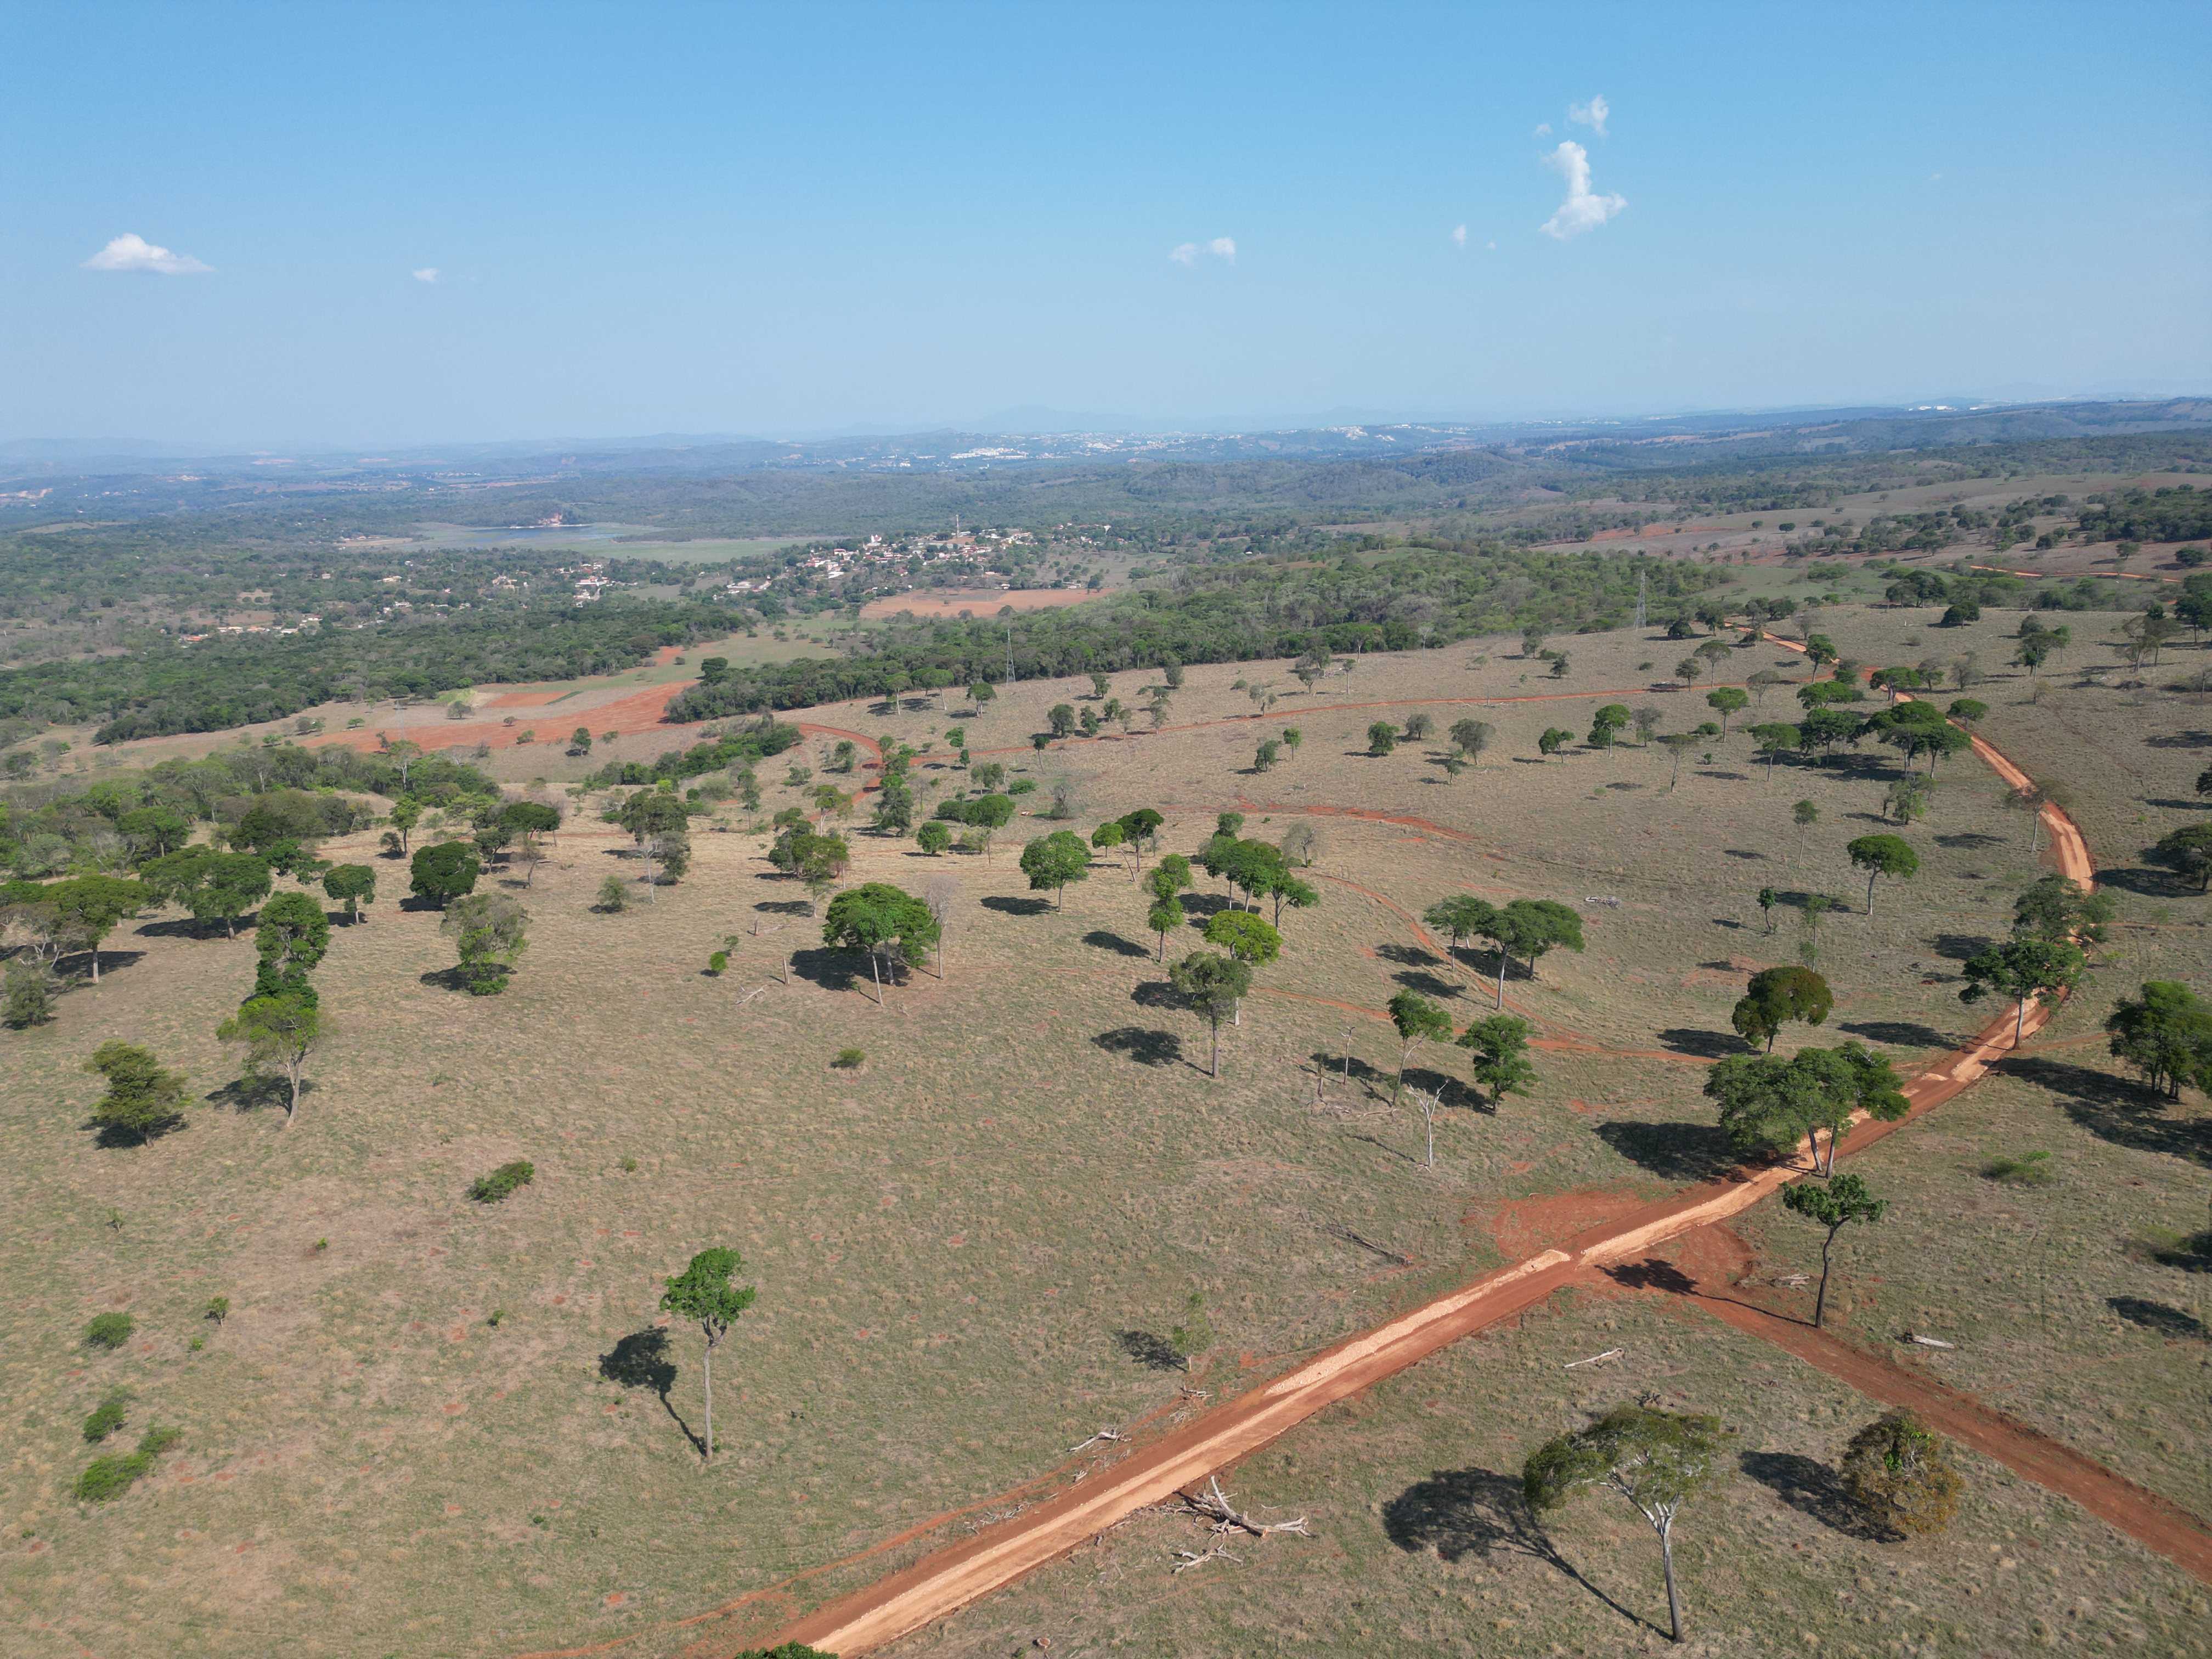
(5, 602, 2210, 1658)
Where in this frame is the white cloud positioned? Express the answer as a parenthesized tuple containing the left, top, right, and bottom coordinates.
(1533, 121, 1553, 138)
(81, 233, 212, 275)
(412, 267, 441, 284)
(1170, 238, 1235, 266)
(1451, 224, 1468, 247)
(1486, 239, 1498, 251)
(1567, 94, 1610, 138)
(1539, 140, 1626, 239)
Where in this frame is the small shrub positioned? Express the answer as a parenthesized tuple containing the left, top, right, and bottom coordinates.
(4, 961, 55, 1028)
(619, 1155, 639, 1173)
(73, 1425, 182, 1503)
(707, 951, 729, 976)
(1842, 1410, 1962, 1536)
(84, 1312, 134, 1351)
(82, 1389, 131, 1443)
(1981, 1150, 2052, 1186)
(467, 1160, 535, 1204)
(596, 874, 629, 913)
(487, 1308, 505, 1328)
(831, 1048, 865, 1070)
(202, 1296, 229, 1325)
(312, 1238, 328, 1252)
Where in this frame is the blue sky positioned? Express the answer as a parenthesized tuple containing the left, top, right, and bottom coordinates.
(4, 1, 2208, 447)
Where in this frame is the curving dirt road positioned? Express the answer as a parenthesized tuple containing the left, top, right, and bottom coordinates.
(713, 701, 2140, 1658)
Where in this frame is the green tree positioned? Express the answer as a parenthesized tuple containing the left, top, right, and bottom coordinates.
(1841, 1411, 1963, 1538)
(2103, 981, 2212, 1099)
(47, 876, 150, 986)
(1146, 852, 1193, 904)
(1586, 703, 1631, 753)
(1169, 951, 1251, 1078)
(1523, 1404, 1723, 1645)
(1146, 894, 1185, 961)
(388, 797, 422, 855)
(4, 961, 55, 1028)
(83, 1041, 187, 1144)
(1656, 732, 1699, 787)
(409, 842, 480, 910)
(1538, 726, 1572, 759)
(1756, 885, 1779, 933)
(117, 805, 189, 858)
(2011, 873, 2113, 944)
(1706, 1042, 1906, 1175)
(1047, 702, 1077, 738)
(821, 882, 940, 1005)
(188, 853, 272, 939)
(1203, 909, 1281, 973)
(1846, 833, 1918, 916)
(1731, 965, 1832, 1053)
(659, 1248, 756, 1464)
(216, 993, 321, 1124)
(441, 893, 529, 994)
(1448, 718, 1493, 765)
(1705, 686, 1749, 733)
(1018, 830, 1091, 909)
(1482, 899, 1584, 1009)
(1458, 1014, 1536, 1105)
(1750, 723, 1800, 780)
(916, 819, 952, 856)
(1386, 990, 1453, 1105)
(1090, 820, 1126, 865)
(247, 888, 325, 994)
(1960, 936, 2086, 1040)
(1367, 720, 1398, 757)
(322, 864, 377, 923)
(2148, 824, 2212, 892)
(1781, 1172, 1887, 1328)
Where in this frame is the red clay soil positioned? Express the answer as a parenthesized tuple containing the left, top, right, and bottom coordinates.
(1605, 1233, 2212, 1583)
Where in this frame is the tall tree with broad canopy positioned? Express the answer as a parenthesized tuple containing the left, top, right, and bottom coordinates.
(1458, 1014, 1536, 1105)
(1705, 1042, 1908, 1175)
(1730, 965, 1832, 1053)
(1448, 718, 1493, 765)
(323, 864, 377, 923)
(1481, 899, 1585, 1009)
(1587, 703, 1630, 753)
(1367, 720, 1397, 756)
(1385, 990, 1453, 1104)
(47, 876, 149, 986)
(1781, 1171, 1887, 1327)
(2011, 873, 2114, 944)
(1019, 830, 1091, 909)
(1846, 834, 1918, 916)
(2148, 824, 2212, 892)
(441, 893, 529, 994)
(217, 994, 321, 1124)
(1959, 936, 2086, 1040)
(1146, 893, 1185, 961)
(821, 882, 940, 1006)
(659, 1248, 756, 1465)
(2104, 981, 2212, 1099)
(409, 841, 479, 910)
(1423, 894, 1499, 982)
(1169, 951, 1251, 1079)
(1523, 1403, 1723, 1645)
(1705, 686, 1749, 733)
(252, 890, 331, 1003)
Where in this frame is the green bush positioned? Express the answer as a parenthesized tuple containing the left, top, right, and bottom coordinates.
(1981, 1150, 2053, 1186)
(733, 1646, 838, 1659)
(831, 1047, 865, 1070)
(707, 950, 729, 975)
(75, 1451, 151, 1502)
(82, 1389, 131, 1443)
(467, 1160, 535, 1204)
(83, 1312, 134, 1351)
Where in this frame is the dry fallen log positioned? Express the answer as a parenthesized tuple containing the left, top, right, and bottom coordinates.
(1564, 1347, 1624, 1370)
(1181, 1475, 1313, 1541)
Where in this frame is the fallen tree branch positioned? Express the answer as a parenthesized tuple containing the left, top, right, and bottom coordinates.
(1173, 1543, 1242, 1573)
(1564, 1347, 1624, 1370)
(1181, 1475, 1312, 1540)
(1067, 1428, 1128, 1454)
(1324, 1223, 1413, 1266)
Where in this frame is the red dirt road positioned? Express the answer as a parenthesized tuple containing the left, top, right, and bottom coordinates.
(714, 716, 2126, 1656)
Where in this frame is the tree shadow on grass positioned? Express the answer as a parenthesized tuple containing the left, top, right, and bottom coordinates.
(599, 1329, 704, 1457)
(1376, 941, 1443, 969)
(787, 947, 861, 994)
(979, 895, 1053, 917)
(1838, 1019, 1951, 1049)
(1114, 1330, 1183, 1371)
(132, 917, 206, 940)
(1936, 832, 2006, 850)
(1181, 892, 1234, 919)
(1594, 1120, 1740, 1182)
(2145, 798, 2212, 812)
(1092, 1026, 1185, 1068)
(1310, 1050, 1391, 1100)
(204, 1074, 303, 1117)
(2108, 1296, 2210, 1341)
(1656, 1026, 1750, 1059)
(2001, 1056, 2212, 1165)
(1929, 932, 1996, 962)
(1130, 979, 1190, 1012)
(753, 899, 814, 916)
(2097, 865, 2196, 900)
(2145, 731, 2212, 749)
(1082, 929, 1151, 960)
(1381, 1466, 1660, 1636)
(1393, 968, 1464, 1001)
(1739, 1451, 1898, 1541)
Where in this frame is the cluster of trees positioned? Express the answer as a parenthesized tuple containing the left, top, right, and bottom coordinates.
(582, 716, 803, 789)
(663, 546, 1726, 721)
(1419, 895, 1585, 1008)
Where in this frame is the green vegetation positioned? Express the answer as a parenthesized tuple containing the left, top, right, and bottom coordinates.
(467, 1160, 536, 1204)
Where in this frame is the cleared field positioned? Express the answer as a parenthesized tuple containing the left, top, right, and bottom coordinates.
(858, 588, 1114, 620)
(5, 605, 2210, 1658)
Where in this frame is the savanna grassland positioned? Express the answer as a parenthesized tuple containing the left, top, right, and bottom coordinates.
(5, 602, 2211, 1659)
